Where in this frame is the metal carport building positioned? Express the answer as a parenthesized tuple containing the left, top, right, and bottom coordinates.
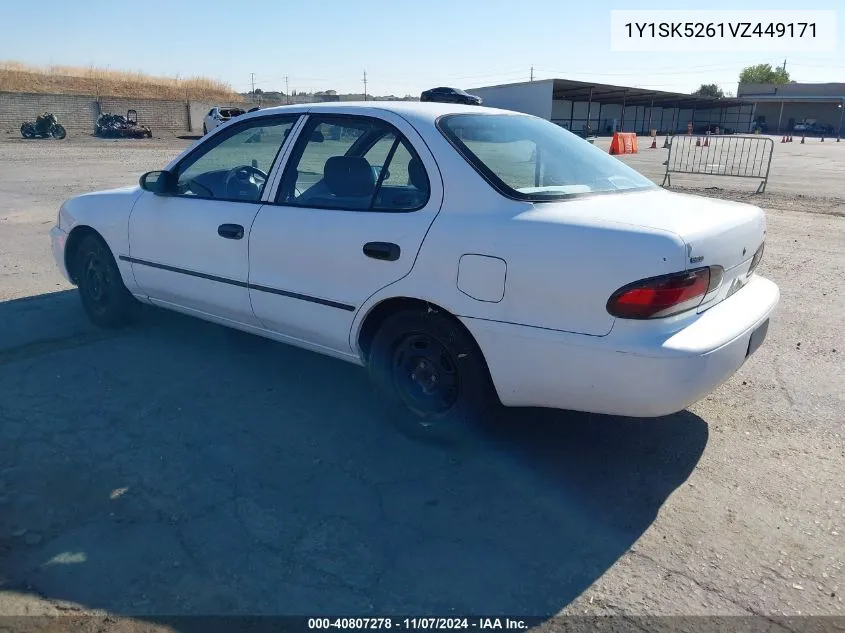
(467, 79, 755, 136)
(736, 83, 845, 136)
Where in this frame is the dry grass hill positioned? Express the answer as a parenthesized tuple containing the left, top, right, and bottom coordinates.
(0, 61, 242, 102)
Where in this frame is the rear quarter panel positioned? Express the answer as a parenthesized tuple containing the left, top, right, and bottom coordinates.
(395, 198, 688, 336)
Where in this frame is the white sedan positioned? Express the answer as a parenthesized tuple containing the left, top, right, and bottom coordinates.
(202, 106, 246, 135)
(50, 101, 779, 441)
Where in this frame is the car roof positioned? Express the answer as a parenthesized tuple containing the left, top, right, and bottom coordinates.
(238, 100, 521, 125)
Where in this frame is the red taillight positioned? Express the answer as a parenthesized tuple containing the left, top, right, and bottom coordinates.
(607, 266, 721, 319)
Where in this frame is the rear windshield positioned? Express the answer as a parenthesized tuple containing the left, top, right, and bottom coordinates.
(221, 109, 245, 117)
(437, 113, 656, 201)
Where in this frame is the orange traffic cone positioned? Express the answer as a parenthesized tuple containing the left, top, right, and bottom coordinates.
(704, 136, 710, 147)
(801, 135, 805, 144)
(650, 137, 657, 149)
(821, 136, 825, 142)
(695, 137, 701, 147)
(781, 136, 786, 143)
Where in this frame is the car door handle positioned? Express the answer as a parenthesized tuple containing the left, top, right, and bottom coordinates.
(363, 242, 400, 261)
(218, 224, 244, 240)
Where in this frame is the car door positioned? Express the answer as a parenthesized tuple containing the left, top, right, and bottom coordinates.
(248, 111, 443, 355)
(127, 113, 301, 325)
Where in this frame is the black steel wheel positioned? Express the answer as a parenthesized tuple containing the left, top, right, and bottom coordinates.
(368, 307, 500, 444)
(75, 234, 136, 328)
(391, 332, 460, 417)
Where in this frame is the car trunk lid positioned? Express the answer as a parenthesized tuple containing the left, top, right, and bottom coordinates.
(534, 187, 766, 313)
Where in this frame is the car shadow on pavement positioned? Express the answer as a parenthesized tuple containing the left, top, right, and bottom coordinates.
(0, 291, 708, 626)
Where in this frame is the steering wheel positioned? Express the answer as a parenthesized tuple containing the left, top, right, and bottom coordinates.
(223, 164, 268, 200)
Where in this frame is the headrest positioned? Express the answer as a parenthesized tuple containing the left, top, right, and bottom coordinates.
(324, 156, 375, 197)
(408, 157, 427, 191)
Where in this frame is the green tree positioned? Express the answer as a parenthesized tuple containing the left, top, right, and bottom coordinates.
(739, 63, 790, 85)
(692, 83, 725, 98)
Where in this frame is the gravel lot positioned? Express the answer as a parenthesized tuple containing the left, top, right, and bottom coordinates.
(0, 132, 843, 631)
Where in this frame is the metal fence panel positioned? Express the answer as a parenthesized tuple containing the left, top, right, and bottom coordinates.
(662, 135, 774, 193)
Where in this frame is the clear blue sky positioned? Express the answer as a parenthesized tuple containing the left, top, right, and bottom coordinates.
(0, 0, 841, 96)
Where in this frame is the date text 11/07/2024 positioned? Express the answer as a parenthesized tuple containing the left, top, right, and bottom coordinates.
(624, 22, 816, 38)
(307, 618, 531, 630)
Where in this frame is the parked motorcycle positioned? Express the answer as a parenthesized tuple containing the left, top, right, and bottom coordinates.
(21, 112, 67, 139)
(95, 109, 152, 138)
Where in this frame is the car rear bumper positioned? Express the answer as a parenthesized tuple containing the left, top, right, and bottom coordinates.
(50, 225, 71, 283)
(461, 275, 780, 418)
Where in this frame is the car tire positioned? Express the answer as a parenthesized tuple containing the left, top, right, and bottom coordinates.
(202, 123, 207, 135)
(75, 234, 136, 329)
(367, 307, 500, 445)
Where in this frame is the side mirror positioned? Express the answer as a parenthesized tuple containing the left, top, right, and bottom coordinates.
(139, 170, 176, 195)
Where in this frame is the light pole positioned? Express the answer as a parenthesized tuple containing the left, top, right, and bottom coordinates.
(838, 101, 844, 141)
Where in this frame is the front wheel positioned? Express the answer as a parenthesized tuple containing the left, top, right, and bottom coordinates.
(367, 308, 500, 444)
(51, 124, 67, 139)
(75, 234, 136, 328)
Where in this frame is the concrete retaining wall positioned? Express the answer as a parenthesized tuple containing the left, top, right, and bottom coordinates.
(0, 92, 98, 132)
(0, 92, 218, 135)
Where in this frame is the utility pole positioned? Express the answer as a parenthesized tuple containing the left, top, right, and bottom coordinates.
(285, 76, 290, 104)
(530, 66, 534, 82)
(782, 58, 787, 73)
(363, 71, 368, 101)
(250, 72, 255, 102)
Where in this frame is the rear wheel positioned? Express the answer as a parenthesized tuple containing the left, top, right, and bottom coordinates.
(21, 123, 35, 139)
(75, 234, 135, 328)
(367, 308, 500, 444)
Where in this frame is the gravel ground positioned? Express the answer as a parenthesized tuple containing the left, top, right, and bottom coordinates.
(0, 135, 843, 632)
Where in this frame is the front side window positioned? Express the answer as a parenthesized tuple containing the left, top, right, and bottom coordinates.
(277, 116, 430, 212)
(437, 113, 656, 201)
(175, 115, 299, 202)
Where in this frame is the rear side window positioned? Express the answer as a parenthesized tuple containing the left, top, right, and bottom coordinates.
(276, 115, 430, 212)
(438, 113, 655, 201)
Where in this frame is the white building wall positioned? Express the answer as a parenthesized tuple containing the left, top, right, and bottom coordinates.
(625, 106, 645, 132)
(466, 81, 554, 119)
(572, 102, 590, 118)
(551, 100, 572, 121)
(598, 104, 623, 133)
